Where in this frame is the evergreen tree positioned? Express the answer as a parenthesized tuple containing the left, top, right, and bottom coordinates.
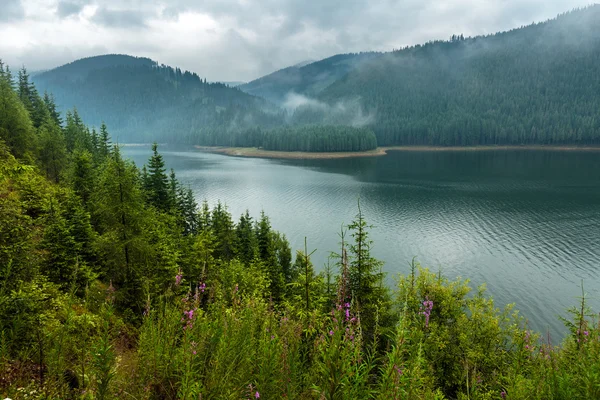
(346, 201, 391, 342)
(0, 69, 36, 160)
(99, 122, 111, 158)
(256, 211, 284, 301)
(37, 120, 67, 183)
(211, 202, 236, 261)
(43, 91, 63, 126)
(236, 210, 257, 266)
(70, 150, 95, 208)
(145, 142, 171, 212)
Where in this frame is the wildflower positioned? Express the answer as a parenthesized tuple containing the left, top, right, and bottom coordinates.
(329, 330, 334, 336)
(394, 365, 403, 375)
(175, 271, 183, 286)
(421, 297, 434, 328)
(584, 331, 589, 336)
(200, 282, 206, 293)
(500, 390, 507, 399)
(255, 391, 260, 398)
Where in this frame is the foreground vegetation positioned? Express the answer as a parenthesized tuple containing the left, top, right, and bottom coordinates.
(2, 61, 600, 399)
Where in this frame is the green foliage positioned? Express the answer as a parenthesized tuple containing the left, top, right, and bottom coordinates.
(2, 58, 600, 400)
(239, 52, 381, 104)
(262, 125, 378, 152)
(313, 6, 600, 146)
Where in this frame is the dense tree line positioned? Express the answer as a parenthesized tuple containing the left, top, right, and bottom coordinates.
(308, 6, 600, 146)
(262, 125, 377, 152)
(2, 61, 600, 399)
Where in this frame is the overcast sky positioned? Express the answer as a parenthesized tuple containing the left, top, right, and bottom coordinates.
(0, 0, 593, 81)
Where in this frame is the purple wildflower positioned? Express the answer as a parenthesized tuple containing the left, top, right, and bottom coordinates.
(501, 390, 507, 399)
(175, 272, 183, 286)
(394, 365, 403, 375)
(422, 297, 434, 328)
(255, 391, 260, 398)
(329, 330, 334, 336)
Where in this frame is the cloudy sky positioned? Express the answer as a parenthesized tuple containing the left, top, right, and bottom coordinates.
(0, 0, 593, 81)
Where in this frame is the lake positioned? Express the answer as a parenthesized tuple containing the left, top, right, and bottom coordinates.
(123, 146, 600, 339)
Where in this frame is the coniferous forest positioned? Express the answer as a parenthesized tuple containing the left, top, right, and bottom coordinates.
(2, 55, 600, 400)
(27, 6, 600, 152)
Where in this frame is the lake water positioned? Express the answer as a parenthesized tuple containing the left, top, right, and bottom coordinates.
(123, 146, 600, 339)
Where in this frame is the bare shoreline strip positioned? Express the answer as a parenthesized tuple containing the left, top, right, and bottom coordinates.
(194, 145, 600, 160)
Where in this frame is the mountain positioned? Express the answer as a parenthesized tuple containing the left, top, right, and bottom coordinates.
(33, 54, 283, 143)
(302, 6, 600, 146)
(238, 52, 382, 104)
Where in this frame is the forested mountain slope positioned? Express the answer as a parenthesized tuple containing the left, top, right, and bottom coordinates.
(33, 55, 284, 143)
(308, 6, 600, 146)
(239, 52, 381, 104)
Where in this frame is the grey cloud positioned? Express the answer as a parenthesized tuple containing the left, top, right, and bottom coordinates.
(1, 0, 593, 81)
(91, 7, 149, 28)
(6, 44, 109, 71)
(0, 0, 25, 22)
(56, 1, 85, 18)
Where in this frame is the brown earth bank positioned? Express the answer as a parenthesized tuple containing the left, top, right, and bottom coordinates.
(194, 145, 600, 160)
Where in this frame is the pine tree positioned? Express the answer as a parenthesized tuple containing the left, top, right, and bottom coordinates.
(17, 67, 33, 114)
(256, 211, 284, 301)
(0, 70, 36, 159)
(99, 122, 111, 158)
(346, 200, 390, 342)
(70, 150, 95, 208)
(43, 91, 63, 126)
(37, 120, 67, 183)
(211, 202, 236, 261)
(145, 142, 171, 212)
(236, 210, 257, 266)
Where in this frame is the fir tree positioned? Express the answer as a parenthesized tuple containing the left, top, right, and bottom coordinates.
(145, 142, 171, 212)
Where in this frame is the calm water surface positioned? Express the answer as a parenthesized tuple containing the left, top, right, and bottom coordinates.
(123, 147, 600, 339)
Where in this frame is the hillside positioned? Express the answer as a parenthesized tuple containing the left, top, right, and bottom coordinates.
(32, 55, 284, 143)
(302, 6, 600, 146)
(238, 52, 381, 104)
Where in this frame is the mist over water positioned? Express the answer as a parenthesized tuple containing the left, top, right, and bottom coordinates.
(123, 146, 600, 339)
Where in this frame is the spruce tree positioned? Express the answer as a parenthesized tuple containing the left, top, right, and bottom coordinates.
(346, 200, 391, 343)
(99, 122, 111, 158)
(146, 142, 171, 212)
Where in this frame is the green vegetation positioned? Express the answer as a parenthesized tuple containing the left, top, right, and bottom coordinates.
(32, 55, 284, 144)
(261, 125, 377, 152)
(2, 59, 600, 399)
(32, 6, 600, 153)
(311, 6, 600, 146)
(239, 52, 381, 104)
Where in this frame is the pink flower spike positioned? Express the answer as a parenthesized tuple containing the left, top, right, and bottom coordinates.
(255, 391, 260, 398)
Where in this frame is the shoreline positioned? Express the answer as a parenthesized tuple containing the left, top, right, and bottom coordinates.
(194, 145, 600, 160)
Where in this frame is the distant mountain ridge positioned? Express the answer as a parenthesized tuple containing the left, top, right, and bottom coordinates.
(299, 5, 600, 146)
(33, 54, 283, 143)
(238, 52, 382, 104)
(36, 54, 156, 83)
(28, 6, 600, 147)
